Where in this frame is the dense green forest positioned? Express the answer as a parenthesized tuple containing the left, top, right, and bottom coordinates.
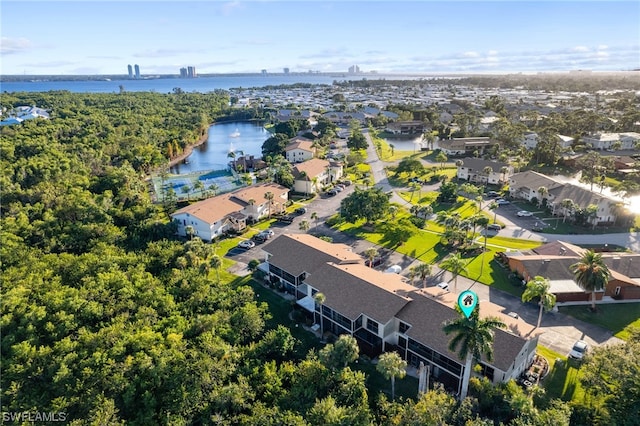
(1, 91, 637, 425)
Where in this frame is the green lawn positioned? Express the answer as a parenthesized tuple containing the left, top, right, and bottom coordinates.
(536, 346, 586, 402)
(558, 303, 640, 341)
(331, 208, 541, 297)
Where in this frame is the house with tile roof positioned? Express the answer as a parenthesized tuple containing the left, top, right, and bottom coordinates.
(503, 241, 640, 302)
(284, 137, 316, 163)
(261, 234, 540, 396)
(456, 158, 513, 184)
(292, 158, 343, 194)
(171, 183, 289, 241)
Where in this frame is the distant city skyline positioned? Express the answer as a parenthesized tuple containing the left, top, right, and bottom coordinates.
(1, 1, 639, 75)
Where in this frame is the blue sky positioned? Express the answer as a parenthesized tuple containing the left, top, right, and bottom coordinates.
(1, 1, 639, 75)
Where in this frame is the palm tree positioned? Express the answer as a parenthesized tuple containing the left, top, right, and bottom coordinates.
(570, 250, 611, 311)
(208, 183, 219, 197)
(314, 292, 326, 340)
(537, 186, 548, 208)
(439, 253, 468, 293)
(311, 211, 319, 233)
(413, 263, 432, 288)
(489, 201, 499, 223)
(482, 166, 493, 192)
(499, 166, 509, 183)
(560, 198, 575, 223)
(409, 182, 421, 202)
(389, 143, 395, 157)
(435, 151, 448, 169)
(299, 220, 310, 233)
(521, 276, 556, 328)
(376, 352, 407, 400)
(227, 150, 236, 170)
(184, 225, 195, 240)
(210, 254, 222, 283)
(443, 305, 506, 399)
(364, 247, 378, 268)
(264, 191, 274, 218)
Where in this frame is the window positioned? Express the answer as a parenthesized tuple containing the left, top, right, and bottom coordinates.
(615, 286, 621, 296)
(366, 318, 378, 333)
(399, 321, 411, 334)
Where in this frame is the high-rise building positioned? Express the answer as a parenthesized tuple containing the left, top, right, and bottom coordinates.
(180, 67, 188, 78)
(348, 65, 361, 74)
(134, 64, 140, 79)
(261, 69, 268, 75)
(127, 64, 133, 79)
(187, 66, 196, 78)
(283, 67, 290, 74)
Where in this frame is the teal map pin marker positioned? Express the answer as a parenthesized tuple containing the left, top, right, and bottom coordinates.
(458, 290, 478, 318)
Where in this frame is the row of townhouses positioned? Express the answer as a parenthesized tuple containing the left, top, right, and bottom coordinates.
(455, 158, 627, 226)
(501, 240, 640, 302)
(260, 233, 540, 396)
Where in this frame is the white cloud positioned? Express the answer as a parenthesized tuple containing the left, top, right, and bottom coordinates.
(1, 37, 34, 55)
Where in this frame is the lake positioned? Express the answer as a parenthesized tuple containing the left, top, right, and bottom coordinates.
(169, 121, 269, 174)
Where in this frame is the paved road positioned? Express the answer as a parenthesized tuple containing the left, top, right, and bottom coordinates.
(229, 131, 628, 356)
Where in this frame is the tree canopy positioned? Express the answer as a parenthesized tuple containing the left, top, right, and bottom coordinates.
(339, 187, 390, 224)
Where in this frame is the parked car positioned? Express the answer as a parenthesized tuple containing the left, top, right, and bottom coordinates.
(496, 199, 510, 205)
(252, 234, 267, 242)
(486, 191, 500, 198)
(569, 340, 588, 360)
(384, 265, 402, 274)
(517, 210, 534, 217)
(295, 207, 307, 215)
(487, 223, 503, 231)
(436, 282, 450, 291)
(277, 215, 294, 223)
(342, 180, 352, 186)
(327, 189, 338, 196)
(334, 186, 344, 192)
(238, 240, 256, 249)
(258, 229, 274, 239)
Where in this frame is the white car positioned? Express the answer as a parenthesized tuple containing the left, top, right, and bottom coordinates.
(436, 282, 450, 291)
(259, 229, 275, 238)
(569, 340, 588, 360)
(384, 265, 402, 274)
(496, 199, 510, 205)
(238, 240, 256, 249)
(517, 210, 533, 217)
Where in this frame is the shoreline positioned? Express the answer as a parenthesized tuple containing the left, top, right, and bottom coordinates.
(166, 128, 210, 169)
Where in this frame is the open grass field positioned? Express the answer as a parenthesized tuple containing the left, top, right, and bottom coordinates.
(558, 303, 640, 341)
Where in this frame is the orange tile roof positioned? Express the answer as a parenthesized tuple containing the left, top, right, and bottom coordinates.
(285, 137, 315, 152)
(232, 183, 289, 204)
(293, 158, 330, 180)
(171, 193, 244, 224)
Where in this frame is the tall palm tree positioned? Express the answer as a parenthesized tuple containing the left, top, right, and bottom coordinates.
(413, 263, 432, 288)
(311, 211, 319, 233)
(376, 352, 407, 400)
(499, 166, 509, 183)
(521, 276, 556, 328)
(364, 247, 378, 268)
(482, 166, 493, 192)
(443, 305, 505, 399)
(489, 201, 499, 223)
(537, 186, 548, 208)
(570, 250, 611, 311)
(561, 199, 575, 223)
(299, 220, 310, 233)
(264, 191, 274, 218)
(439, 253, 468, 293)
(314, 292, 326, 340)
(208, 183, 219, 197)
(210, 254, 222, 283)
